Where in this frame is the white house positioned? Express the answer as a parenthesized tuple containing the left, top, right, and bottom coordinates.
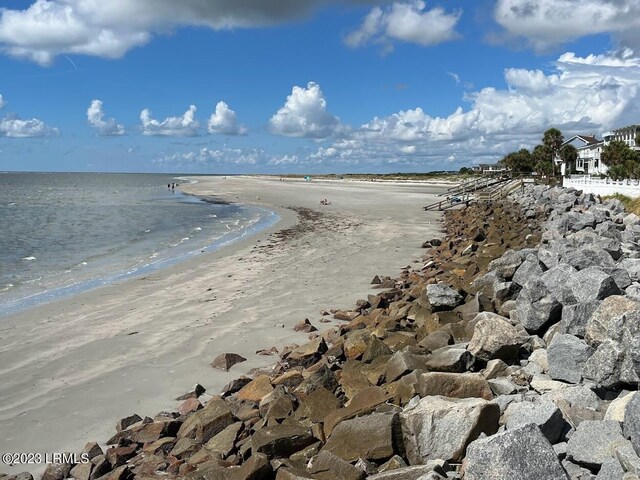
(603, 124, 640, 150)
(559, 134, 607, 176)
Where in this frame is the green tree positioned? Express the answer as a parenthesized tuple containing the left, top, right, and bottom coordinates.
(501, 148, 534, 173)
(532, 144, 552, 174)
(542, 128, 564, 176)
(601, 140, 640, 179)
(561, 144, 578, 174)
(458, 166, 471, 175)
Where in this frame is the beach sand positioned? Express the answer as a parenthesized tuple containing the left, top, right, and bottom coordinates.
(0, 176, 446, 473)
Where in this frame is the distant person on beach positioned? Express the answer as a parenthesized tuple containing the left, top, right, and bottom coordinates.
(167, 183, 171, 189)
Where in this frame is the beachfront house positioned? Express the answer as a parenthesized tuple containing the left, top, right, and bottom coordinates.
(559, 125, 640, 177)
(559, 134, 606, 176)
(478, 163, 509, 175)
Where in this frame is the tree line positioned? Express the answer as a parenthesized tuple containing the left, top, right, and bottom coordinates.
(499, 128, 640, 179)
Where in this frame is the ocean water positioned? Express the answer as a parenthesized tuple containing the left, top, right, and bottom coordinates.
(0, 172, 278, 316)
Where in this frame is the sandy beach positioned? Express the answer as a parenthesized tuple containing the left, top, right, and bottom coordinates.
(0, 176, 446, 473)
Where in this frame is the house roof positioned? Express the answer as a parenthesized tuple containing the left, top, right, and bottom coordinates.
(563, 134, 601, 146)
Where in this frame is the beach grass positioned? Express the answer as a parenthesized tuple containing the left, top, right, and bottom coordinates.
(604, 193, 640, 216)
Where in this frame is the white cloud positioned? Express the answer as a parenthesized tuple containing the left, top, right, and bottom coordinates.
(307, 49, 640, 168)
(0, 0, 380, 65)
(207, 101, 247, 136)
(0, 115, 58, 138)
(269, 82, 340, 139)
(346, 1, 461, 52)
(493, 0, 640, 52)
(140, 104, 199, 136)
(154, 146, 270, 170)
(87, 99, 125, 136)
(0, 93, 58, 137)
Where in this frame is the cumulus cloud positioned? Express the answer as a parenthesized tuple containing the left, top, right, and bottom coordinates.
(87, 99, 125, 136)
(308, 49, 640, 168)
(346, 1, 461, 52)
(493, 0, 640, 52)
(140, 104, 199, 136)
(269, 82, 340, 139)
(0, 94, 58, 137)
(0, 0, 380, 65)
(207, 101, 247, 136)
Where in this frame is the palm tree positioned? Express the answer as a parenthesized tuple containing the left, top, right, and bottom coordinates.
(543, 128, 564, 177)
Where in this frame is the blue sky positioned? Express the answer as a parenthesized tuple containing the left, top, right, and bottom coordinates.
(0, 0, 639, 173)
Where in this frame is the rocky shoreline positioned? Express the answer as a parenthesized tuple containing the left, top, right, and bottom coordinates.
(5, 184, 640, 480)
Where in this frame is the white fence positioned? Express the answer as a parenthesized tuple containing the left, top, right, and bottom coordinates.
(563, 175, 640, 198)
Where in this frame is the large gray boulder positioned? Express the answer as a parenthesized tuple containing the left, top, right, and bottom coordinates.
(582, 339, 625, 388)
(621, 258, 640, 282)
(563, 246, 616, 271)
(467, 312, 528, 362)
(516, 278, 562, 333)
(512, 254, 544, 288)
(426, 284, 463, 312)
(463, 423, 569, 480)
(540, 263, 576, 304)
(563, 267, 621, 305)
(595, 457, 626, 480)
(488, 250, 523, 280)
(503, 400, 565, 443)
(547, 334, 593, 384)
(560, 300, 601, 339)
(400, 395, 499, 464)
(566, 420, 627, 468)
(624, 392, 640, 457)
(585, 296, 640, 347)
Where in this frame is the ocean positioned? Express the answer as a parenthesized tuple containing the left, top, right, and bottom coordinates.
(0, 172, 278, 316)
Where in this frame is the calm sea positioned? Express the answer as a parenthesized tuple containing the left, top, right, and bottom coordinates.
(0, 172, 278, 316)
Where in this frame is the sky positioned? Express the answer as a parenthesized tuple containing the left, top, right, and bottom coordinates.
(0, 1, 640, 174)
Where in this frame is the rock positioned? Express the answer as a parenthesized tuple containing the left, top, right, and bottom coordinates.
(204, 422, 242, 457)
(69, 463, 92, 480)
(308, 451, 365, 480)
(323, 386, 391, 435)
(516, 278, 562, 333)
(625, 392, 640, 456)
(105, 445, 137, 468)
(292, 388, 338, 425)
(547, 334, 593, 384)
(221, 377, 251, 397)
(426, 284, 463, 311)
(585, 296, 640, 346)
(596, 457, 625, 480)
(293, 319, 317, 333)
(177, 396, 233, 443)
(362, 335, 393, 362)
(563, 267, 621, 305)
(567, 420, 627, 468)
(564, 245, 615, 270)
(424, 347, 474, 373)
(385, 351, 427, 383)
(488, 377, 519, 396)
(176, 383, 207, 401)
(41, 462, 73, 480)
(179, 398, 202, 416)
(463, 423, 568, 480)
(605, 392, 636, 422)
(236, 375, 274, 403)
(561, 301, 601, 339)
(529, 349, 549, 373)
(116, 414, 142, 432)
(230, 452, 272, 480)
(285, 337, 328, 367)
(467, 312, 528, 362)
(503, 400, 565, 443)
(417, 372, 493, 400)
(322, 412, 401, 462)
(211, 353, 247, 371)
(512, 254, 544, 287)
(400, 395, 499, 464)
(614, 440, 640, 476)
(366, 464, 449, 480)
(488, 250, 523, 280)
(418, 330, 454, 352)
(581, 339, 625, 388)
(272, 370, 304, 389)
(561, 460, 596, 480)
(251, 423, 315, 459)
